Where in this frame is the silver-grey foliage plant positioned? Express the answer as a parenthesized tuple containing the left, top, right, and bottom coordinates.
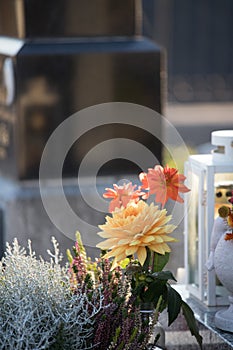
(0, 237, 103, 350)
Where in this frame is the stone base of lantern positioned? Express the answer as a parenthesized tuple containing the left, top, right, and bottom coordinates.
(215, 295, 233, 333)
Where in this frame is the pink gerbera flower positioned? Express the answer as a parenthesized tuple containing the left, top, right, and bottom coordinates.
(103, 182, 144, 212)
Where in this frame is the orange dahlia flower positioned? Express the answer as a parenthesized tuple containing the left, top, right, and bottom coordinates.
(96, 200, 177, 268)
(140, 165, 190, 207)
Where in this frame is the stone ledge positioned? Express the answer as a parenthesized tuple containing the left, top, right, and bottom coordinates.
(160, 285, 233, 349)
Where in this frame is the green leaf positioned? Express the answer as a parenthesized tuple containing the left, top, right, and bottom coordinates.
(119, 258, 130, 269)
(152, 252, 170, 272)
(152, 270, 177, 282)
(143, 280, 167, 304)
(181, 301, 203, 349)
(167, 285, 182, 326)
(129, 327, 138, 343)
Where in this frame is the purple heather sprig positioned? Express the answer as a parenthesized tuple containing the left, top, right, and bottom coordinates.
(67, 233, 155, 350)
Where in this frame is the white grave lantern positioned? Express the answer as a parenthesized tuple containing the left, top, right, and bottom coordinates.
(184, 130, 233, 306)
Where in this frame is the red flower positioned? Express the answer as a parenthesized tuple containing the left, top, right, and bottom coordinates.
(140, 165, 190, 207)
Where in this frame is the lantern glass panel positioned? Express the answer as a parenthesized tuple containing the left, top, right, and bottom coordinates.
(214, 173, 233, 217)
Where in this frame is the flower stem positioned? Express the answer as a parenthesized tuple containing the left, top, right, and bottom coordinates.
(151, 251, 155, 273)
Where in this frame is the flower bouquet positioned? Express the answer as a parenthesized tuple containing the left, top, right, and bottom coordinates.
(67, 164, 202, 349)
(0, 164, 203, 349)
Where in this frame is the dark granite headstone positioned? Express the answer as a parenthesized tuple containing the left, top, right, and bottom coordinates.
(0, 0, 140, 38)
(0, 0, 164, 179)
(0, 0, 165, 260)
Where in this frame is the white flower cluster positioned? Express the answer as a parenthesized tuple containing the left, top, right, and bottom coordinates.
(0, 237, 102, 350)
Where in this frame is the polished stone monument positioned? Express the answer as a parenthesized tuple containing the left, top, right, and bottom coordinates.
(0, 0, 165, 257)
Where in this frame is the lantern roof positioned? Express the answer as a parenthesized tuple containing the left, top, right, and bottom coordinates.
(211, 130, 233, 163)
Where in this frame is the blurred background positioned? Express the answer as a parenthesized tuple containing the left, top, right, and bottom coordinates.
(144, 0, 233, 104)
(0, 0, 232, 276)
(143, 0, 233, 149)
(0, 0, 232, 176)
